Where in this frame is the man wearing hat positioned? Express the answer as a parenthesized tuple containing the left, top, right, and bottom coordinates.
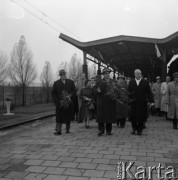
(51, 69, 76, 135)
(96, 67, 117, 136)
(166, 72, 178, 129)
(152, 76, 162, 116)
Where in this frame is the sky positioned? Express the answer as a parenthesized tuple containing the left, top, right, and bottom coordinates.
(1, 0, 178, 82)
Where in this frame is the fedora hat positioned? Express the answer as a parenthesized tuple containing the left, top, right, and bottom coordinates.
(101, 67, 111, 74)
(59, 69, 66, 76)
(156, 76, 161, 80)
(118, 74, 125, 79)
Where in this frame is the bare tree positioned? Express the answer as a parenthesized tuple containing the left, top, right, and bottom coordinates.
(10, 35, 37, 106)
(68, 53, 82, 79)
(0, 51, 8, 84)
(40, 61, 53, 103)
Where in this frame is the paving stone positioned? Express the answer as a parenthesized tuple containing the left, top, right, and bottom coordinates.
(25, 154, 43, 159)
(63, 168, 84, 176)
(75, 158, 92, 163)
(23, 173, 47, 180)
(43, 167, 65, 175)
(67, 177, 89, 180)
(58, 156, 75, 162)
(43, 175, 67, 180)
(42, 160, 61, 167)
(5, 171, 28, 179)
(78, 163, 97, 169)
(83, 170, 105, 177)
(24, 159, 44, 165)
(25, 166, 46, 173)
(92, 158, 110, 164)
(104, 170, 117, 179)
(59, 162, 79, 168)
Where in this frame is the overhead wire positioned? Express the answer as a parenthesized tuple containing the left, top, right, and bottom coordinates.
(9, 0, 81, 39)
(22, 0, 81, 40)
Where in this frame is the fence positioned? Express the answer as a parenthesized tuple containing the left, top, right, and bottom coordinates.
(0, 85, 53, 109)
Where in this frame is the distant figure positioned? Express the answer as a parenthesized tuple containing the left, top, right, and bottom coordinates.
(166, 72, 178, 129)
(72, 75, 79, 121)
(77, 73, 86, 123)
(51, 69, 76, 135)
(152, 76, 162, 116)
(128, 69, 154, 135)
(161, 76, 171, 119)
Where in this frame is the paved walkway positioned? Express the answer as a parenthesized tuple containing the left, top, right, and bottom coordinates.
(0, 115, 178, 180)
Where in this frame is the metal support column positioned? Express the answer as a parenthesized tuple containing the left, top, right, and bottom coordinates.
(82, 52, 88, 80)
(97, 61, 101, 75)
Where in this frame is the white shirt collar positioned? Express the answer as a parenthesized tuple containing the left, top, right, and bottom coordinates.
(135, 78, 142, 85)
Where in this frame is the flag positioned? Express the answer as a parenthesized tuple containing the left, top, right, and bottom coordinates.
(98, 51, 104, 60)
(155, 43, 161, 58)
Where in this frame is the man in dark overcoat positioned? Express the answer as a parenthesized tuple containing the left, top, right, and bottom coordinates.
(51, 69, 76, 135)
(128, 69, 154, 135)
(96, 68, 117, 136)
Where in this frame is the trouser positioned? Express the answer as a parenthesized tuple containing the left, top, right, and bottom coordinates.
(117, 118, 126, 127)
(131, 121, 144, 133)
(98, 123, 112, 133)
(173, 119, 177, 128)
(55, 122, 70, 132)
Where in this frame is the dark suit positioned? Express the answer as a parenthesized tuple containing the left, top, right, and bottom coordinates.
(51, 79, 76, 132)
(128, 79, 153, 133)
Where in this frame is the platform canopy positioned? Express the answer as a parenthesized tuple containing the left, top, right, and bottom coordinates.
(59, 31, 178, 78)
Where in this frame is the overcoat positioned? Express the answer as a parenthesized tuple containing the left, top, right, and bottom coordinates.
(116, 83, 129, 119)
(128, 79, 153, 123)
(160, 82, 168, 112)
(79, 87, 94, 121)
(96, 78, 116, 123)
(166, 81, 178, 119)
(51, 79, 76, 124)
(152, 82, 162, 108)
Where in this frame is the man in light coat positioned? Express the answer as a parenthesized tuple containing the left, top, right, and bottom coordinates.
(166, 72, 178, 129)
(152, 76, 162, 116)
(161, 76, 170, 118)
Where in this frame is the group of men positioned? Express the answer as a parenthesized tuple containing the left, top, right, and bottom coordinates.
(51, 68, 178, 136)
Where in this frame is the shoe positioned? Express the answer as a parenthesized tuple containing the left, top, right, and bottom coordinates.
(106, 132, 112, 135)
(173, 126, 177, 129)
(137, 132, 142, 135)
(120, 126, 125, 128)
(98, 131, 104, 136)
(66, 131, 70, 134)
(77, 121, 82, 123)
(130, 130, 136, 135)
(54, 131, 61, 135)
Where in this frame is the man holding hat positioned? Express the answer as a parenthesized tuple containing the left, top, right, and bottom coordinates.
(166, 72, 178, 129)
(96, 67, 117, 136)
(51, 69, 76, 135)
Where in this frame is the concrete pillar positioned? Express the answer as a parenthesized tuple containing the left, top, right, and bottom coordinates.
(83, 52, 88, 80)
